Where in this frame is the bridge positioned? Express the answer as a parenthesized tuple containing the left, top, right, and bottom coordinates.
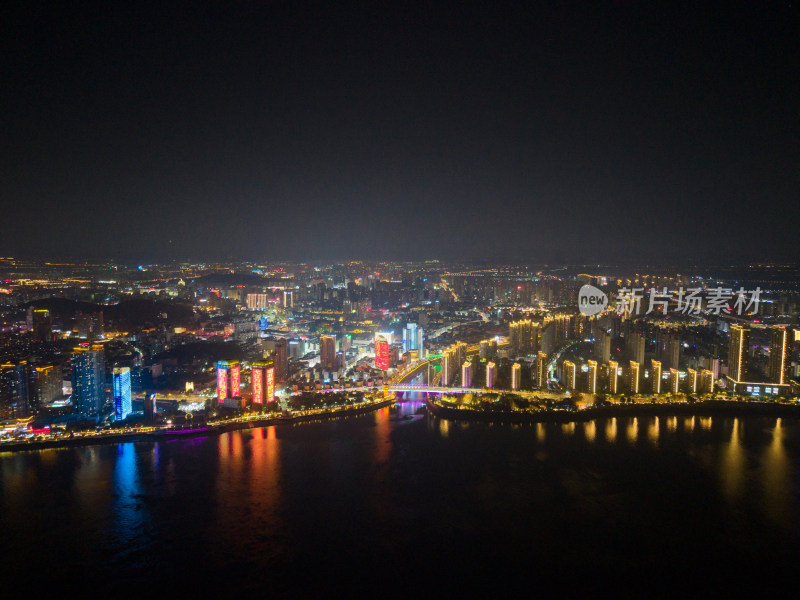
(389, 384, 491, 394)
(389, 383, 568, 400)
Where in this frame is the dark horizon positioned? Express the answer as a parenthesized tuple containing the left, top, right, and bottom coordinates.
(2, 2, 798, 263)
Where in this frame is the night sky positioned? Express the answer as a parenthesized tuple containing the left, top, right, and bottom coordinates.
(2, 2, 798, 264)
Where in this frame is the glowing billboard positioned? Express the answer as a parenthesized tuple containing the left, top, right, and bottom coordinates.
(375, 335, 390, 370)
(252, 367, 263, 404)
(217, 363, 228, 402)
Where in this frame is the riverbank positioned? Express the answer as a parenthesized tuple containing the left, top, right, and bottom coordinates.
(425, 397, 800, 423)
(0, 397, 396, 454)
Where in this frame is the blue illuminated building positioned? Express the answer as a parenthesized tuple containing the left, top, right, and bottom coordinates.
(112, 367, 132, 421)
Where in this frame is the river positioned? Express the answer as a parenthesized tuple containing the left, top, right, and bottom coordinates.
(1, 398, 797, 596)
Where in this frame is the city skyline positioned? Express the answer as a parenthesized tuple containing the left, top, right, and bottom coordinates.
(1, 4, 799, 595)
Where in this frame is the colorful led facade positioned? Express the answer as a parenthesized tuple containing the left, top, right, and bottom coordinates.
(112, 367, 132, 421)
(251, 360, 275, 405)
(217, 360, 241, 403)
(375, 335, 390, 370)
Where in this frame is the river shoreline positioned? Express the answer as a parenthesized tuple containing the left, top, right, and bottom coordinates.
(425, 397, 800, 423)
(0, 398, 396, 454)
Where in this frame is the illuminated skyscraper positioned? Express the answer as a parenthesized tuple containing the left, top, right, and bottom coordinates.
(71, 345, 105, 417)
(511, 362, 521, 391)
(536, 351, 547, 388)
(321, 335, 337, 370)
(282, 290, 294, 309)
(700, 369, 714, 393)
(0, 361, 30, 419)
(486, 362, 497, 389)
(563, 360, 576, 391)
(608, 360, 619, 394)
(629, 360, 640, 394)
(769, 325, 790, 385)
(669, 368, 679, 395)
(586, 360, 598, 394)
(251, 360, 275, 405)
(374, 335, 389, 370)
(442, 347, 457, 386)
(727, 325, 748, 382)
(31, 364, 61, 410)
(246, 294, 269, 310)
(217, 360, 241, 404)
(509, 320, 533, 354)
(461, 361, 473, 388)
(403, 323, 424, 358)
(687, 368, 698, 394)
(112, 367, 132, 421)
(651, 359, 662, 394)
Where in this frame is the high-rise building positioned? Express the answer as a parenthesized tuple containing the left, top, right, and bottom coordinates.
(0, 361, 30, 419)
(442, 347, 457, 387)
(282, 290, 294, 309)
(31, 364, 62, 410)
(112, 367, 132, 421)
(403, 323, 424, 358)
(71, 345, 105, 417)
(76, 311, 104, 340)
(246, 293, 269, 310)
(687, 368, 698, 394)
(144, 392, 156, 422)
(216, 360, 241, 404)
(666, 335, 681, 370)
(727, 325, 748, 383)
(536, 351, 547, 388)
(251, 360, 275, 405)
(321, 335, 337, 370)
(594, 331, 611, 363)
(769, 325, 791, 385)
(273, 338, 288, 382)
(374, 335, 389, 370)
(562, 360, 576, 391)
(511, 363, 522, 391)
(700, 369, 714, 394)
(509, 320, 534, 355)
(486, 362, 497, 389)
(629, 360, 640, 394)
(608, 360, 619, 394)
(587, 360, 598, 394)
(28, 308, 52, 342)
(461, 361, 473, 388)
(669, 368, 679, 395)
(627, 331, 645, 365)
(651, 359, 662, 394)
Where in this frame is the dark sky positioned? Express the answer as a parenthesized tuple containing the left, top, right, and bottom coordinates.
(2, 2, 798, 264)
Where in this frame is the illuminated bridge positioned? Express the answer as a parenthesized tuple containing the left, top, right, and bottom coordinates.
(389, 383, 567, 400)
(388, 384, 490, 394)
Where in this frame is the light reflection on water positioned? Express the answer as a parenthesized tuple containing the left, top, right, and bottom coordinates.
(605, 417, 617, 443)
(626, 417, 639, 443)
(647, 417, 659, 446)
(762, 418, 792, 524)
(584, 420, 596, 443)
(112, 443, 146, 547)
(721, 418, 744, 502)
(0, 404, 799, 591)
